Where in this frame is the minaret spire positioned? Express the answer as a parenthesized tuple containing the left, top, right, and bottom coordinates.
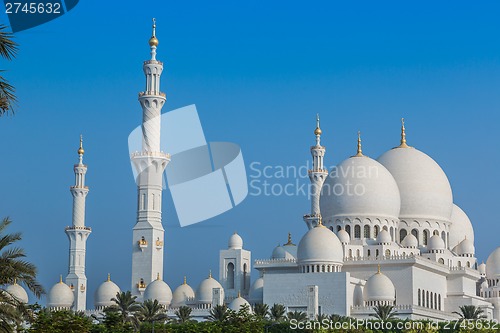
(131, 22, 170, 299)
(397, 118, 410, 148)
(354, 131, 364, 157)
(66, 136, 91, 311)
(303, 114, 328, 229)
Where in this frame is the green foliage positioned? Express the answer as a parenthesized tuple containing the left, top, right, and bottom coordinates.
(28, 310, 92, 333)
(208, 304, 227, 322)
(452, 305, 487, 320)
(173, 306, 192, 323)
(369, 303, 398, 321)
(287, 310, 307, 322)
(135, 299, 168, 324)
(0, 25, 18, 115)
(269, 304, 286, 322)
(105, 291, 140, 330)
(253, 303, 269, 319)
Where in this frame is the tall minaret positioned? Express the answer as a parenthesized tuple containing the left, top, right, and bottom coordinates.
(303, 114, 328, 229)
(65, 135, 91, 311)
(130, 19, 171, 298)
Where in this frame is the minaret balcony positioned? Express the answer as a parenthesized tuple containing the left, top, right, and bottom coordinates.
(143, 60, 163, 66)
(155, 240, 164, 249)
(65, 226, 92, 232)
(138, 91, 166, 98)
(308, 169, 328, 174)
(130, 151, 171, 159)
(80, 284, 86, 293)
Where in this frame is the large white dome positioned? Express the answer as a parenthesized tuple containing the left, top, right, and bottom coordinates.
(449, 204, 474, 250)
(196, 273, 224, 304)
(297, 225, 343, 265)
(378, 147, 453, 222)
(486, 247, 500, 280)
(228, 294, 252, 313)
(320, 156, 400, 220)
(171, 278, 195, 307)
(6, 282, 28, 304)
(249, 277, 263, 303)
(47, 280, 74, 309)
(94, 275, 121, 309)
(144, 277, 173, 307)
(363, 269, 395, 303)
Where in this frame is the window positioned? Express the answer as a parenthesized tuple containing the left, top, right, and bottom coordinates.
(367, 249, 371, 257)
(385, 249, 391, 257)
(227, 263, 235, 289)
(346, 225, 351, 237)
(423, 230, 429, 245)
(400, 229, 407, 242)
(354, 225, 361, 239)
(411, 229, 419, 240)
(243, 263, 248, 290)
(426, 291, 429, 308)
(374, 225, 380, 237)
(418, 289, 421, 306)
(364, 225, 370, 239)
(356, 249, 360, 258)
(376, 249, 379, 257)
(337, 225, 342, 232)
(438, 295, 441, 310)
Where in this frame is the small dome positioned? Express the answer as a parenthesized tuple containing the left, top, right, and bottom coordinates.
(144, 276, 172, 307)
(337, 229, 350, 244)
(428, 234, 445, 251)
(401, 234, 418, 248)
(271, 245, 295, 260)
(297, 225, 343, 266)
(228, 293, 252, 313)
(196, 273, 224, 304)
(228, 233, 243, 250)
(449, 204, 474, 250)
(456, 238, 475, 256)
(378, 147, 453, 222)
(363, 269, 395, 303)
(320, 156, 401, 221)
(249, 277, 263, 304)
(6, 282, 28, 303)
(94, 275, 121, 309)
(171, 277, 195, 307)
(486, 247, 500, 279)
(478, 262, 486, 276)
(48, 279, 74, 309)
(376, 229, 391, 244)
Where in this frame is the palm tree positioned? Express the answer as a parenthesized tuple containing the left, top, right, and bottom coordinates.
(0, 25, 18, 115)
(287, 310, 307, 322)
(316, 313, 328, 322)
(370, 304, 398, 321)
(106, 291, 140, 329)
(174, 306, 192, 323)
(269, 304, 286, 322)
(453, 305, 486, 320)
(136, 299, 168, 324)
(208, 304, 227, 321)
(253, 303, 269, 319)
(0, 217, 44, 332)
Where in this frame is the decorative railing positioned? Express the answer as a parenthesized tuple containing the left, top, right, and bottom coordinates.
(138, 91, 166, 98)
(254, 258, 296, 265)
(65, 226, 92, 231)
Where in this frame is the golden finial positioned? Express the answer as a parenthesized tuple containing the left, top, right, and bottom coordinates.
(59, 275, 63, 284)
(397, 118, 410, 148)
(237, 290, 241, 298)
(78, 135, 84, 155)
(13, 278, 17, 285)
(107, 273, 110, 282)
(377, 264, 381, 274)
(314, 113, 322, 136)
(354, 131, 364, 157)
(157, 273, 160, 280)
(317, 215, 324, 227)
(284, 232, 295, 246)
(183, 276, 187, 285)
(149, 18, 159, 47)
(208, 270, 212, 279)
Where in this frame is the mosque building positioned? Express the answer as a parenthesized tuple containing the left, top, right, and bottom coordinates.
(6, 20, 500, 322)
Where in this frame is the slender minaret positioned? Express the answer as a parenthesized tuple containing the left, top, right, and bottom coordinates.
(303, 114, 328, 229)
(130, 19, 171, 298)
(65, 135, 91, 311)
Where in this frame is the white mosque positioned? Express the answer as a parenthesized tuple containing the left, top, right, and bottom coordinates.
(6, 20, 500, 322)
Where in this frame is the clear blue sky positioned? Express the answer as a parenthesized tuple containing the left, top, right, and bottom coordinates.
(1, 0, 499, 305)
